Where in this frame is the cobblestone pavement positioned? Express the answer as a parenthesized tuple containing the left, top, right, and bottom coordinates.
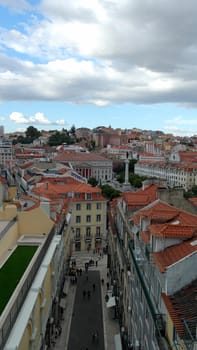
(52, 251, 120, 350)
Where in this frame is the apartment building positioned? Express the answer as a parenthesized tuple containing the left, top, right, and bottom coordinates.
(135, 161, 197, 190)
(30, 180, 107, 253)
(0, 137, 13, 168)
(0, 203, 71, 350)
(107, 184, 197, 349)
(12, 160, 86, 193)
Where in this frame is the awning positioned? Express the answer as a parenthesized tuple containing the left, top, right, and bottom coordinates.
(114, 334, 122, 350)
(106, 296, 116, 308)
(63, 279, 70, 295)
(59, 298, 66, 309)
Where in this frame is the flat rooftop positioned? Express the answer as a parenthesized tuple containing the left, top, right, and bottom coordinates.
(0, 245, 38, 316)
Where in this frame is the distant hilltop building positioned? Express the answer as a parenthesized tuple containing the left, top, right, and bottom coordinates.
(93, 126, 128, 148)
(0, 126, 13, 167)
(0, 126, 4, 138)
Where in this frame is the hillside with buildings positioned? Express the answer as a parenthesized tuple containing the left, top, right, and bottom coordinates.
(0, 125, 197, 349)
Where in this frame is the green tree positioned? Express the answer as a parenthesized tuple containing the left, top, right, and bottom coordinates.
(129, 173, 147, 188)
(70, 125, 76, 137)
(88, 177, 98, 187)
(26, 126, 41, 139)
(48, 131, 74, 146)
(100, 184, 121, 201)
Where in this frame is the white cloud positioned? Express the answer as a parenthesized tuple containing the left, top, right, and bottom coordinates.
(9, 111, 65, 126)
(165, 116, 197, 126)
(10, 112, 29, 123)
(0, 0, 197, 108)
(163, 125, 197, 137)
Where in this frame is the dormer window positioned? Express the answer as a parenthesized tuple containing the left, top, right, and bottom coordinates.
(86, 193, 92, 200)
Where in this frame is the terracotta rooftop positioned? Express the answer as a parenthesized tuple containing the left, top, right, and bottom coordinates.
(149, 224, 197, 239)
(152, 237, 197, 272)
(32, 181, 106, 202)
(133, 199, 197, 226)
(53, 151, 112, 162)
(122, 184, 163, 210)
(132, 200, 178, 224)
(162, 278, 197, 338)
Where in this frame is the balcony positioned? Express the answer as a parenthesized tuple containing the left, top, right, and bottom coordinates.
(74, 234, 81, 242)
(85, 234, 92, 242)
(95, 235, 102, 241)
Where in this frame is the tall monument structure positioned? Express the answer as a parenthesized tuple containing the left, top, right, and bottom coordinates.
(123, 152, 132, 191)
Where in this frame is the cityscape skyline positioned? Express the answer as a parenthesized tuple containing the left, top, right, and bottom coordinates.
(1, 1, 197, 136)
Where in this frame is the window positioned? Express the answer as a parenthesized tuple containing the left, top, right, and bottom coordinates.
(96, 227, 101, 236)
(75, 192, 80, 198)
(96, 202, 101, 210)
(76, 216, 81, 223)
(86, 227, 91, 237)
(76, 203, 81, 210)
(86, 203, 91, 210)
(76, 227, 81, 237)
(86, 193, 92, 200)
(96, 214, 101, 222)
(86, 215, 91, 223)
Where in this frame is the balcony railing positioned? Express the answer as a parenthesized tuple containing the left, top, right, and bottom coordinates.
(85, 234, 92, 241)
(74, 234, 81, 242)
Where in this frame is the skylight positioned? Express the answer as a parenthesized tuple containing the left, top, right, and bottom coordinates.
(190, 240, 197, 246)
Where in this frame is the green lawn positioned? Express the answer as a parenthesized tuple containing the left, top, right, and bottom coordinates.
(0, 245, 38, 316)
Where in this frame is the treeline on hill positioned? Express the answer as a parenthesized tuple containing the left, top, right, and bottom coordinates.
(12, 125, 77, 146)
(12, 125, 96, 150)
(12, 126, 41, 144)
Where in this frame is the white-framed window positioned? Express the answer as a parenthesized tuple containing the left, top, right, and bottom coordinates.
(86, 215, 91, 222)
(96, 202, 101, 209)
(76, 216, 81, 223)
(87, 203, 91, 210)
(96, 214, 101, 222)
(86, 193, 92, 200)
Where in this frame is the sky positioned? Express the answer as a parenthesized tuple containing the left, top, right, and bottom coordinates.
(1, 0, 197, 136)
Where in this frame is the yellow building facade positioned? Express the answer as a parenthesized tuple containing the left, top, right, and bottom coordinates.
(70, 190, 107, 252)
(0, 205, 70, 350)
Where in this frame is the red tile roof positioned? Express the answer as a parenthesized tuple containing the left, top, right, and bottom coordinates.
(132, 200, 178, 224)
(53, 151, 111, 162)
(133, 199, 197, 226)
(122, 184, 164, 210)
(149, 224, 197, 238)
(152, 237, 197, 272)
(162, 278, 197, 338)
(32, 181, 106, 202)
